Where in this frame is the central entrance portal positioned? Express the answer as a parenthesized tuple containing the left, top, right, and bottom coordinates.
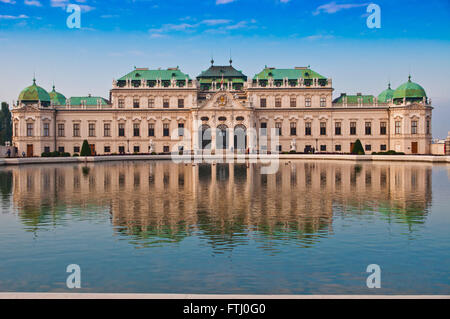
(199, 124, 212, 149)
(216, 124, 229, 150)
(234, 124, 247, 152)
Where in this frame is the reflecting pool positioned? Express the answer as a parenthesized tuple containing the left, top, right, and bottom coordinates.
(0, 160, 449, 294)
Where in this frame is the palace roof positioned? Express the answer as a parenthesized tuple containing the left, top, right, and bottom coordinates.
(333, 94, 374, 104)
(118, 67, 191, 81)
(18, 78, 51, 103)
(253, 67, 326, 80)
(377, 83, 395, 103)
(393, 76, 427, 101)
(69, 96, 109, 106)
(49, 85, 67, 106)
(197, 65, 247, 80)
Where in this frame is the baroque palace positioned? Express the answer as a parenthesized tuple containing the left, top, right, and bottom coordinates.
(12, 60, 433, 156)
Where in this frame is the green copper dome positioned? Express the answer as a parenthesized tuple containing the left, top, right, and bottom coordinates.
(49, 85, 66, 105)
(393, 76, 427, 102)
(377, 83, 395, 103)
(18, 78, 51, 103)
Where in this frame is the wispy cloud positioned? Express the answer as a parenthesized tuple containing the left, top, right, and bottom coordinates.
(50, 0, 95, 12)
(0, 0, 16, 4)
(313, 2, 368, 15)
(201, 19, 232, 26)
(0, 14, 29, 19)
(303, 34, 335, 40)
(216, 0, 236, 4)
(24, 0, 42, 6)
(149, 18, 251, 37)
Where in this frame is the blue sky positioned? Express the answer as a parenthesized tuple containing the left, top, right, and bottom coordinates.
(1, 0, 449, 137)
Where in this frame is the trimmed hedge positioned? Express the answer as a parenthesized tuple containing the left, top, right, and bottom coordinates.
(80, 140, 92, 156)
(41, 151, 71, 157)
(351, 139, 365, 155)
(372, 150, 405, 155)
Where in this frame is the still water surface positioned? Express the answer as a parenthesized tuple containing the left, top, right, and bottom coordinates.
(0, 160, 449, 294)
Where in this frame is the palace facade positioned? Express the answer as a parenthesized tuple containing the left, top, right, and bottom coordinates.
(12, 61, 433, 156)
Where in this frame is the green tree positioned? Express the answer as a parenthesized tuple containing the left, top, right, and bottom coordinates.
(351, 139, 365, 155)
(80, 140, 92, 156)
(0, 102, 12, 145)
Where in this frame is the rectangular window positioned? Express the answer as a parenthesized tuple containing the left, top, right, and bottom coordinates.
(395, 121, 401, 134)
(133, 123, 140, 137)
(335, 145, 341, 152)
(43, 123, 50, 137)
(320, 97, 326, 107)
(163, 123, 169, 137)
(290, 122, 297, 136)
(305, 97, 311, 107)
(148, 98, 154, 108)
(380, 144, 387, 151)
(163, 145, 170, 153)
(411, 120, 418, 134)
(305, 122, 311, 136)
(277, 145, 282, 152)
(104, 123, 111, 137)
(88, 123, 95, 137)
(133, 98, 139, 108)
(260, 98, 267, 108)
(104, 146, 111, 153)
(44, 146, 50, 153)
(426, 120, 430, 135)
(118, 123, 125, 137)
(290, 97, 296, 107)
(350, 122, 356, 135)
(57, 124, 65, 137)
(380, 122, 387, 135)
(118, 99, 125, 108)
(365, 144, 372, 151)
(148, 123, 155, 137)
(275, 97, 282, 107)
(58, 147, 65, 153)
(320, 145, 327, 152)
(118, 146, 125, 154)
(365, 122, 372, 135)
(275, 122, 282, 136)
(178, 99, 184, 108)
(73, 124, 80, 137)
(178, 123, 184, 136)
(320, 122, 326, 135)
(163, 98, 169, 108)
(74, 146, 80, 153)
(260, 122, 267, 136)
(335, 122, 341, 135)
(14, 123, 18, 137)
(133, 146, 140, 153)
(148, 123, 155, 136)
(27, 123, 33, 137)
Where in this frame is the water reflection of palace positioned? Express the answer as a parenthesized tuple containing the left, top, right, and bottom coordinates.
(5, 161, 433, 248)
